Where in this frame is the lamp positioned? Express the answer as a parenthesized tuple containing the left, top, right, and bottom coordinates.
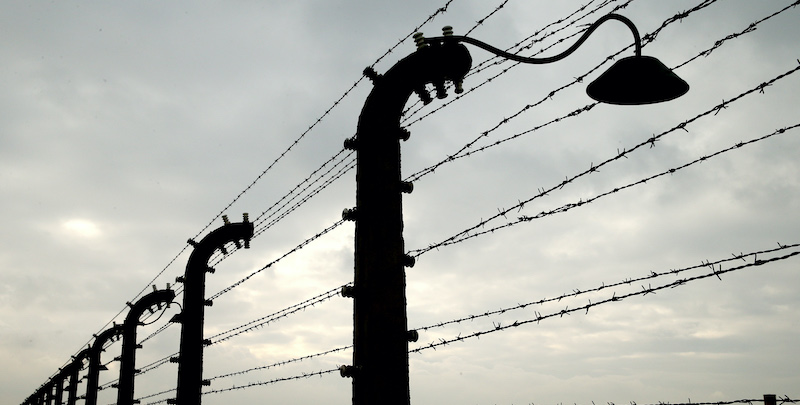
(586, 54, 689, 104)
(431, 13, 689, 105)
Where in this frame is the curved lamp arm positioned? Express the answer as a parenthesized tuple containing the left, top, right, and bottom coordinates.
(426, 13, 641, 64)
(423, 13, 687, 105)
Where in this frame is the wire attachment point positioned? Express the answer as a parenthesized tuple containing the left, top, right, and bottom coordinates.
(339, 365, 359, 378)
(342, 207, 358, 221)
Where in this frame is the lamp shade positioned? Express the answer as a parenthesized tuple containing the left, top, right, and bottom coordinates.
(586, 55, 689, 105)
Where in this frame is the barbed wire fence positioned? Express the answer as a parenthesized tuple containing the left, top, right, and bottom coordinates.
(21, 0, 800, 404)
(129, 241, 800, 403)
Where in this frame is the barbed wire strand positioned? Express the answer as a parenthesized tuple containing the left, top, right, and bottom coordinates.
(410, 249, 800, 353)
(118, 283, 351, 382)
(136, 240, 800, 398)
(207, 219, 347, 301)
(208, 345, 352, 381)
(492, 0, 627, 68)
(466, 0, 617, 73)
(412, 120, 800, 256)
(641, 398, 799, 405)
(140, 244, 799, 400)
(408, 63, 800, 257)
(412, 242, 800, 332)
(206, 284, 348, 344)
(463, 0, 511, 37)
(205, 151, 355, 265)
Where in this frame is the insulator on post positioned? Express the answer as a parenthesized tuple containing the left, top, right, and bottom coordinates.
(434, 81, 447, 99)
(400, 181, 414, 194)
(169, 357, 180, 363)
(342, 207, 358, 221)
(397, 128, 411, 141)
(219, 246, 228, 255)
(341, 285, 356, 298)
(414, 87, 432, 105)
(363, 66, 382, 84)
(222, 215, 230, 225)
(201, 380, 211, 386)
(454, 80, 465, 94)
(407, 329, 419, 342)
(233, 239, 242, 249)
(152, 285, 157, 292)
(175, 276, 185, 283)
(442, 25, 454, 36)
(167, 399, 177, 405)
(339, 365, 359, 378)
(187, 239, 197, 247)
(244, 239, 251, 249)
(243, 213, 250, 223)
(206, 266, 216, 274)
(202, 339, 212, 346)
(204, 299, 213, 307)
(343, 136, 358, 150)
(403, 254, 416, 268)
(413, 32, 427, 50)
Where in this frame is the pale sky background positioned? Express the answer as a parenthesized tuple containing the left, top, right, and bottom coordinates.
(2, 1, 799, 404)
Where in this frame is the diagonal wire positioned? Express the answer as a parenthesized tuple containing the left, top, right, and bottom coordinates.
(407, 62, 800, 257)
(410, 249, 800, 353)
(413, 121, 800, 256)
(412, 243, 800, 332)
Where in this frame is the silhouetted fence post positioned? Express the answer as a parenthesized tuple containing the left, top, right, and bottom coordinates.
(344, 17, 687, 405)
(116, 288, 176, 405)
(764, 394, 777, 405)
(44, 381, 55, 405)
(85, 324, 123, 405)
(174, 214, 253, 405)
(53, 378, 64, 405)
(344, 38, 471, 405)
(64, 349, 88, 405)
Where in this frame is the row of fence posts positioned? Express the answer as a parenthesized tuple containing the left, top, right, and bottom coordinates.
(22, 215, 254, 405)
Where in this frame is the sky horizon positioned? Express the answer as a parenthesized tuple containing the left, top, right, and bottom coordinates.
(2, 1, 799, 404)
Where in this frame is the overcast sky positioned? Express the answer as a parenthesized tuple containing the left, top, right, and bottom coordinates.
(2, 1, 799, 404)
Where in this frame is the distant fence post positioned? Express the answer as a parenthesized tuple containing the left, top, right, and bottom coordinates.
(116, 288, 176, 405)
(53, 379, 64, 405)
(85, 325, 123, 405)
(764, 394, 777, 405)
(174, 214, 253, 405)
